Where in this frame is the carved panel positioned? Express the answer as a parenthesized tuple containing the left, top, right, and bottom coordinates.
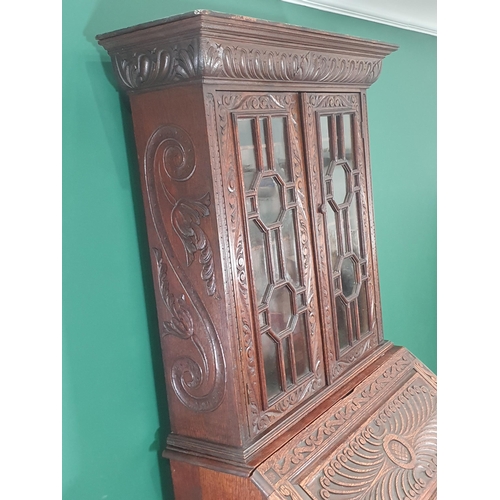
(111, 39, 200, 92)
(254, 349, 437, 500)
(145, 124, 226, 412)
(304, 383, 437, 499)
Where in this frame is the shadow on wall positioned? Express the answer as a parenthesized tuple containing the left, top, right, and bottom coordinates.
(84, 56, 174, 498)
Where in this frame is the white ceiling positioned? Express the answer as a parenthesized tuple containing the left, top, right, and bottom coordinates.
(282, 0, 437, 36)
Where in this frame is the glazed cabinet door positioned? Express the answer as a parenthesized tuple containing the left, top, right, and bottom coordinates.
(302, 93, 383, 384)
(215, 92, 326, 439)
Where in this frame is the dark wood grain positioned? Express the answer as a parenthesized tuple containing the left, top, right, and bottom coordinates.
(97, 11, 436, 499)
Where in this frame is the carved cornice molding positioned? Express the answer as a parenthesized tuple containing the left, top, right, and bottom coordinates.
(97, 11, 397, 93)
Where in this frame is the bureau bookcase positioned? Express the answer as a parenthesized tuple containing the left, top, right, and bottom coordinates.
(97, 11, 437, 499)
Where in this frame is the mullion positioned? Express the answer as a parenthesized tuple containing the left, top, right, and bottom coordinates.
(336, 114, 345, 160)
(345, 302, 354, 347)
(352, 189, 367, 259)
(277, 338, 288, 392)
(275, 225, 286, 284)
(342, 207, 353, 255)
(329, 114, 337, 162)
(266, 115, 276, 171)
(351, 299, 361, 342)
(287, 333, 298, 385)
(253, 117, 265, 170)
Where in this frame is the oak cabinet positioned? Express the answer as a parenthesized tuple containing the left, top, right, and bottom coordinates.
(97, 11, 436, 499)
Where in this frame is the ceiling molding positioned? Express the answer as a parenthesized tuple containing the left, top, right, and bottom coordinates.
(282, 0, 437, 36)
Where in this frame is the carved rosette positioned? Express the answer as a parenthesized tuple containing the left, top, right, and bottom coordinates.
(145, 124, 226, 412)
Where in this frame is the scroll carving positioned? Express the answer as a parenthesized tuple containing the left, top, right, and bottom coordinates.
(146, 126, 225, 412)
(150, 125, 217, 297)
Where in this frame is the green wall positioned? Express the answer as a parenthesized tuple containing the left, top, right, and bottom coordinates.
(63, 1, 436, 498)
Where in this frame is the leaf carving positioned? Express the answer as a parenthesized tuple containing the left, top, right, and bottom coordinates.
(151, 247, 225, 412)
(172, 193, 216, 296)
(153, 247, 193, 339)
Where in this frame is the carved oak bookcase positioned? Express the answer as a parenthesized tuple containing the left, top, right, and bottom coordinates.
(97, 11, 437, 499)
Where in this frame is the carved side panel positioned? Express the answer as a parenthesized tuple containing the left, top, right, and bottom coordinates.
(144, 123, 226, 413)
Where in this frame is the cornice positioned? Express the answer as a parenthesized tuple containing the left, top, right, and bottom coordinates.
(96, 11, 397, 93)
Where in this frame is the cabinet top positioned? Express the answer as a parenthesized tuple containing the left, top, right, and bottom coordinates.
(97, 10, 398, 93)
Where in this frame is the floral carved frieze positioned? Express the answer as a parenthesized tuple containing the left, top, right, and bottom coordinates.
(108, 38, 384, 92)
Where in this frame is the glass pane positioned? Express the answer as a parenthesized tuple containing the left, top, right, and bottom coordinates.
(320, 115, 331, 170)
(269, 286, 293, 333)
(343, 114, 353, 163)
(261, 333, 281, 399)
(271, 117, 292, 181)
(270, 229, 282, 282)
(358, 280, 370, 335)
(336, 297, 349, 350)
(282, 209, 301, 286)
(349, 192, 361, 257)
(249, 220, 269, 304)
(259, 117, 269, 170)
(326, 203, 339, 270)
(333, 163, 348, 205)
(293, 313, 310, 379)
(283, 337, 293, 387)
(341, 256, 357, 299)
(237, 118, 258, 190)
(258, 176, 282, 226)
